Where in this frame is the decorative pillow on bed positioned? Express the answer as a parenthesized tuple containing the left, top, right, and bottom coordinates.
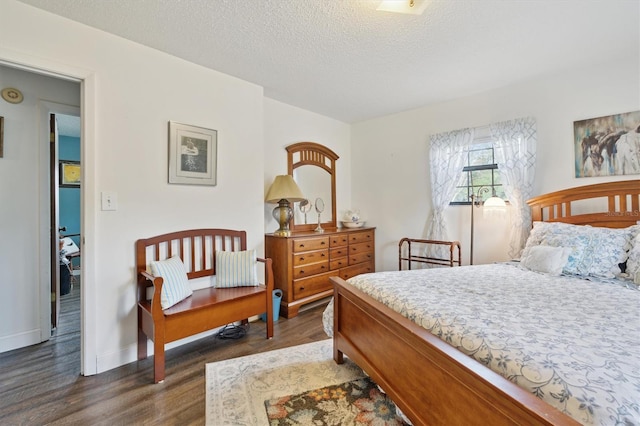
(522, 222, 637, 278)
(521, 222, 588, 274)
(520, 245, 573, 276)
(150, 256, 193, 310)
(216, 250, 259, 288)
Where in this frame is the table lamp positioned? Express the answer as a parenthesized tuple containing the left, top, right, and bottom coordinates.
(265, 175, 305, 237)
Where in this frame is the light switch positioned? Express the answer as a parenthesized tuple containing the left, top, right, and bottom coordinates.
(101, 191, 118, 211)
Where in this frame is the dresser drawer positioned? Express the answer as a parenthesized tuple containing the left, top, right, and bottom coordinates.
(330, 247, 348, 259)
(293, 261, 329, 279)
(349, 241, 373, 255)
(340, 262, 374, 280)
(292, 249, 328, 266)
(293, 271, 336, 300)
(293, 237, 329, 252)
(330, 257, 348, 270)
(330, 234, 349, 247)
(349, 251, 373, 265)
(349, 231, 374, 244)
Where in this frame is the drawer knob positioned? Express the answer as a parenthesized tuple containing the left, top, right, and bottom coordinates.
(300, 257, 304, 261)
(300, 286, 305, 290)
(300, 270, 305, 274)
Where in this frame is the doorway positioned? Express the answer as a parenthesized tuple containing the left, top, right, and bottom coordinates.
(0, 57, 96, 375)
(0, 64, 83, 359)
(42, 104, 80, 338)
(54, 113, 81, 335)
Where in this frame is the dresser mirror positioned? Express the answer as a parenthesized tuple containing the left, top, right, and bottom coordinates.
(287, 142, 339, 232)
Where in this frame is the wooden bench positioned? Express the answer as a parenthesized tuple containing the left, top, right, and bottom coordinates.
(136, 228, 274, 383)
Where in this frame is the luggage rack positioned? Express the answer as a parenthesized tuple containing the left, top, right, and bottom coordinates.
(398, 238, 461, 270)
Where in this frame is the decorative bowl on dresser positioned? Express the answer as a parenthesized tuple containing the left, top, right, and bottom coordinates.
(265, 227, 375, 318)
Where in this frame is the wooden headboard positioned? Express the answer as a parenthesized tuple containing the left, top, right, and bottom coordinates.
(527, 179, 640, 228)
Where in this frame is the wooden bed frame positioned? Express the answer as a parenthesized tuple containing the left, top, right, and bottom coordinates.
(330, 179, 640, 425)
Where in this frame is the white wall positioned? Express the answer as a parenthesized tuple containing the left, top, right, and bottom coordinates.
(0, 65, 81, 351)
(263, 98, 351, 231)
(0, 1, 265, 372)
(352, 58, 640, 271)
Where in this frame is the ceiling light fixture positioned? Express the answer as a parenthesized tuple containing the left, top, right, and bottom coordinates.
(376, 0, 428, 15)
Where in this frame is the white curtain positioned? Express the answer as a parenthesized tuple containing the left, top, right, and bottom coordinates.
(490, 117, 537, 259)
(426, 128, 474, 259)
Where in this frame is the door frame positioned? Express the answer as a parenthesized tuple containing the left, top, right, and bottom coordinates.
(1, 51, 98, 376)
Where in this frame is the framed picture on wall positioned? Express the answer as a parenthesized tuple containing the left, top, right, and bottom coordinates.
(168, 121, 217, 186)
(60, 160, 81, 187)
(574, 110, 640, 177)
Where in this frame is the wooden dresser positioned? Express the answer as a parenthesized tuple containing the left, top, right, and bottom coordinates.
(265, 227, 375, 318)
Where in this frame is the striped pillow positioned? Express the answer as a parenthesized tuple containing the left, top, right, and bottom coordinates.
(216, 250, 259, 288)
(150, 256, 193, 309)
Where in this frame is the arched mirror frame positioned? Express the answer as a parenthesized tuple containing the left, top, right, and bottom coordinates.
(287, 142, 339, 232)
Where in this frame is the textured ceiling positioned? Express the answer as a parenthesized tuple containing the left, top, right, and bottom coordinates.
(17, 0, 640, 123)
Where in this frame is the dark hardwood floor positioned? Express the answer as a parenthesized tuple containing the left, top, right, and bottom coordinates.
(0, 282, 329, 425)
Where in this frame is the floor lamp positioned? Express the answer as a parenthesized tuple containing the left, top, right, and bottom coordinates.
(469, 186, 506, 265)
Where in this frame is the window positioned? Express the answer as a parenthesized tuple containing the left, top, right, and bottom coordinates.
(450, 141, 505, 205)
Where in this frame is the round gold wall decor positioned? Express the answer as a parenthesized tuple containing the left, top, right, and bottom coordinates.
(2, 87, 24, 104)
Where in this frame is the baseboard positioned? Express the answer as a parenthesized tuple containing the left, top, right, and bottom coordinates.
(95, 325, 230, 374)
(0, 329, 42, 354)
(299, 296, 332, 313)
(95, 316, 267, 374)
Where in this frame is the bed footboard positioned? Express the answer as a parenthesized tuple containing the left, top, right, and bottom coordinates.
(330, 276, 578, 426)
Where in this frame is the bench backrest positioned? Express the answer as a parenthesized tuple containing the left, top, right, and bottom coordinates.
(136, 228, 247, 300)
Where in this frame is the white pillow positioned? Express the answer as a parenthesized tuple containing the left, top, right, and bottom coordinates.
(216, 250, 259, 288)
(150, 256, 193, 310)
(520, 245, 573, 276)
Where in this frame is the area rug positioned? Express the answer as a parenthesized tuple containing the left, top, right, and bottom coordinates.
(264, 376, 410, 425)
(206, 339, 367, 425)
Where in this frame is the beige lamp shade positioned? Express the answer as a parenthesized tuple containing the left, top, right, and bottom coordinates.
(265, 175, 305, 203)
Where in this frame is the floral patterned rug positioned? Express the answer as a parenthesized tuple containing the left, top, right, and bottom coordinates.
(206, 340, 370, 425)
(264, 377, 410, 425)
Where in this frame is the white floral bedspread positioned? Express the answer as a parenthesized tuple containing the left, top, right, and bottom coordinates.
(322, 263, 640, 425)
